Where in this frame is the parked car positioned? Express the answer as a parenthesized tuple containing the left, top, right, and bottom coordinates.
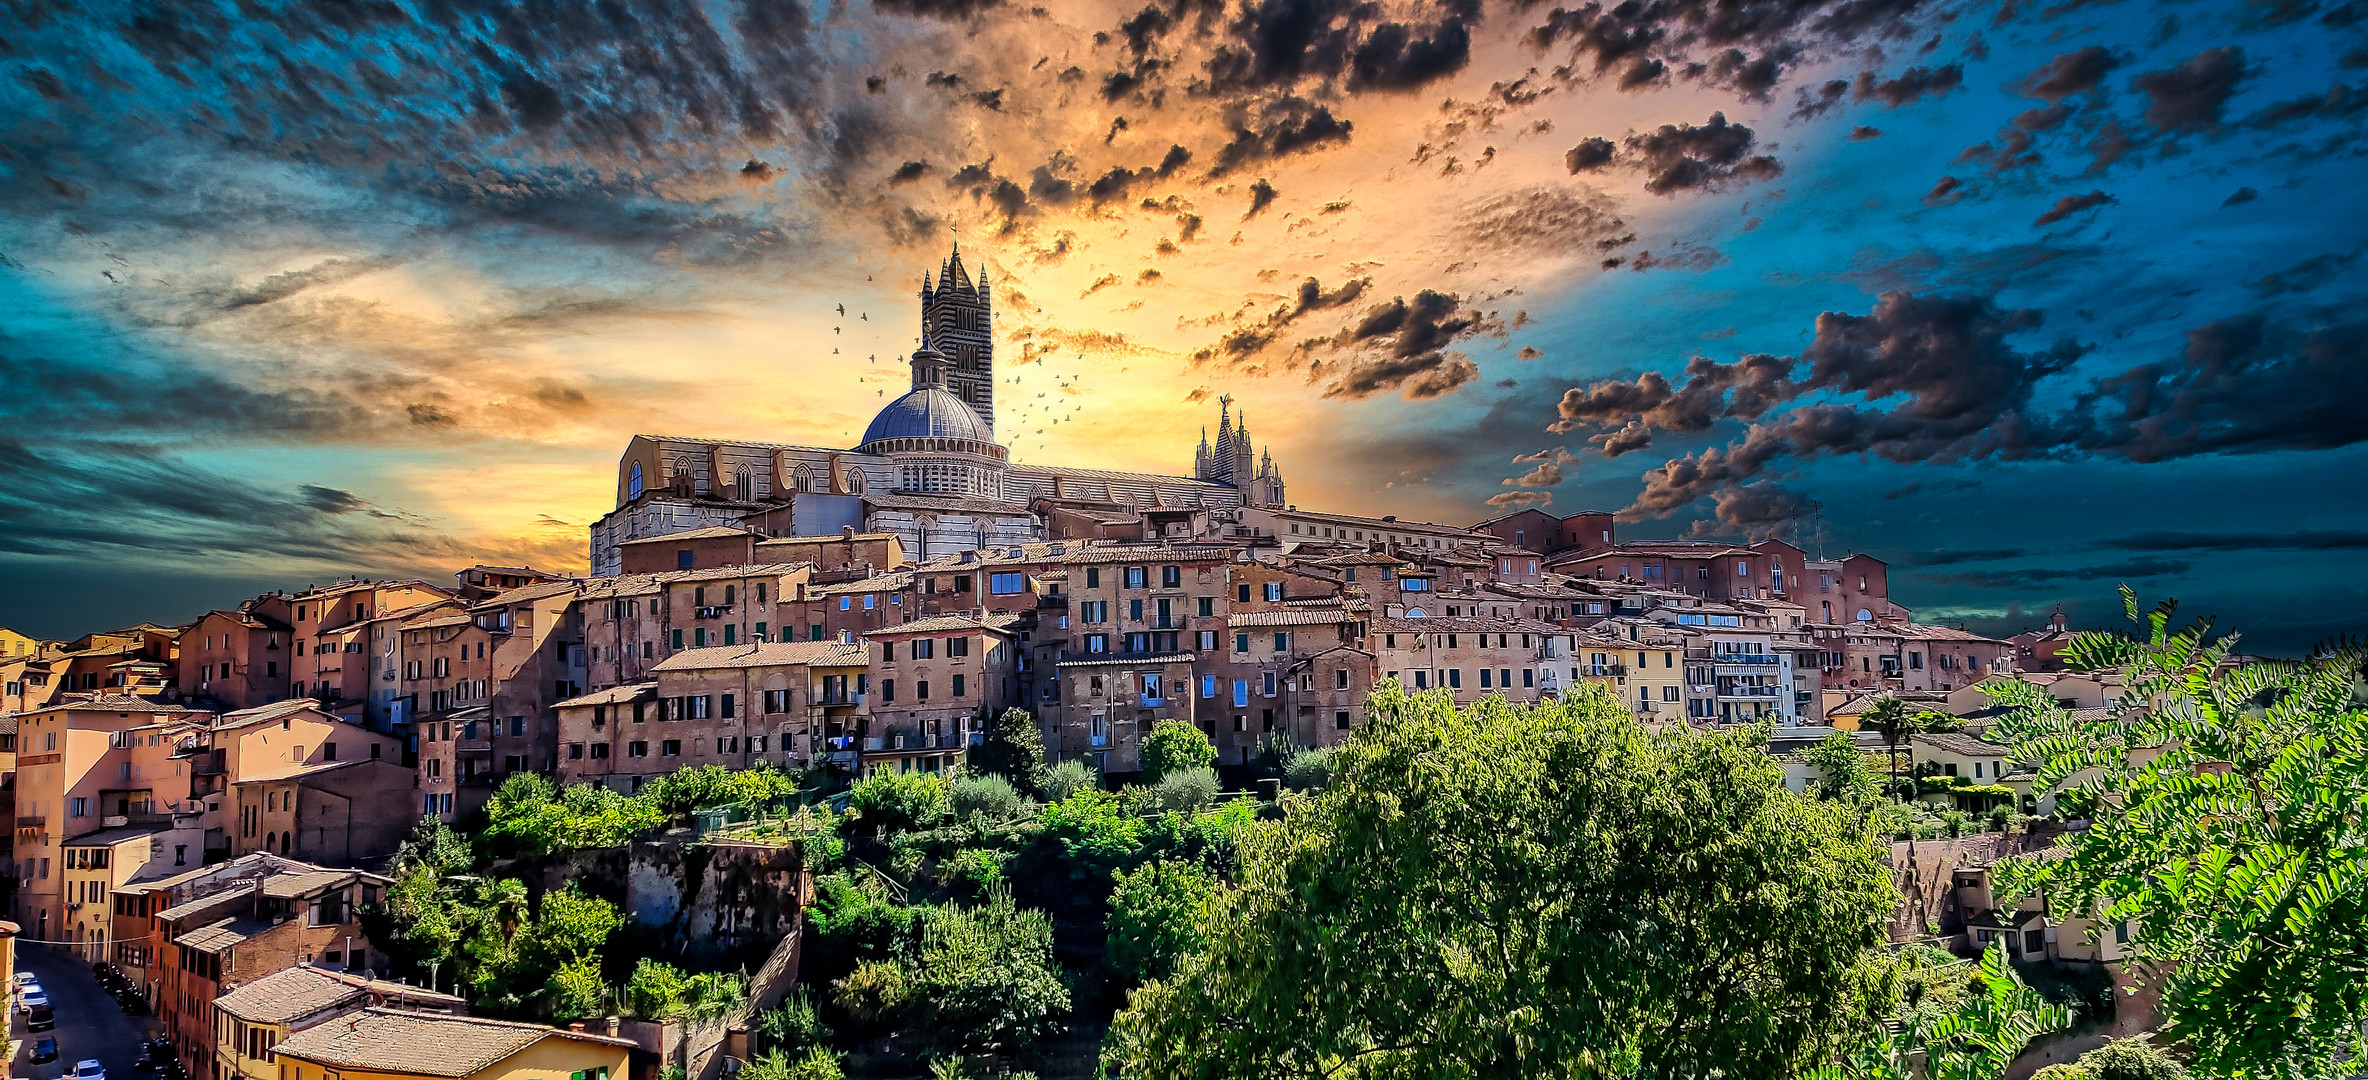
(20, 986, 49, 1010)
(73, 1059, 107, 1080)
(27, 1003, 55, 1031)
(118, 988, 150, 1015)
(29, 1036, 58, 1064)
(12, 971, 35, 988)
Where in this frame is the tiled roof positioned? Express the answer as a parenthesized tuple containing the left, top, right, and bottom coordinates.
(863, 614, 1018, 636)
(617, 525, 755, 545)
(33, 695, 194, 715)
(807, 572, 915, 596)
(479, 581, 584, 607)
(1913, 731, 2013, 757)
(216, 699, 326, 728)
(62, 826, 158, 848)
(1275, 507, 1475, 535)
(261, 869, 365, 899)
(1055, 652, 1198, 668)
(220, 965, 464, 1025)
(173, 918, 254, 953)
(650, 642, 869, 672)
(272, 1008, 633, 1076)
(660, 562, 814, 582)
(1227, 609, 1363, 628)
(1370, 616, 1564, 634)
(553, 683, 659, 709)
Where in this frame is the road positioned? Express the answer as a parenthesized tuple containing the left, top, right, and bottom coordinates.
(12, 945, 156, 1080)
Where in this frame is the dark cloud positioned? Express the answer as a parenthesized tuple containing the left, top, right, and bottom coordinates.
(1193, 275, 1371, 361)
(2097, 530, 2368, 552)
(1457, 185, 1629, 258)
(889, 160, 931, 184)
(2033, 189, 2114, 226)
(1243, 178, 1280, 218)
(1210, 96, 1355, 175)
(1619, 113, 1784, 195)
(875, 0, 1003, 20)
(1923, 175, 1965, 205)
(1485, 490, 1553, 507)
(1565, 137, 1618, 172)
(1185, 0, 1479, 95)
(2222, 186, 2259, 206)
(2247, 83, 2368, 128)
(1320, 290, 1496, 400)
(2132, 47, 2248, 133)
(1792, 79, 1849, 120)
(1921, 557, 2192, 589)
(1523, 0, 1935, 106)
(2247, 249, 2362, 296)
(1557, 290, 2368, 522)
(2016, 46, 2118, 102)
(1853, 63, 1963, 107)
(1851, 125, 1883, 139)
(1909, 548, 2029, 565)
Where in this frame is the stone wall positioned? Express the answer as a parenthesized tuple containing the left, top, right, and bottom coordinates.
(626, 835, 811, 971)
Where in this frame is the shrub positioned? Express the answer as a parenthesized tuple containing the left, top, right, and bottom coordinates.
(741, 1048, 846, 1080)
(849, 769, 948, 833)
(2031, 1066, 2094, 1080)
(1107, 858, 1218, 984)
(946, 848, 1007, 896)
(1986, 805, 2014, 832)
(546, 958, 607, 1021)
(1149, 766, 1220, 812)
(948, 773, 1024, 821)
(1282, 745, 1334, 790)
(2078, 1037, 2187, 1080)
(967, 707, 1046, 790)
(1140, 719, 1216, 783)
(1040, 759, 1099, 802)
(831, 959, 909, 1026)
(754, 988, 831, 1055)
(627, 957, 689, 1018)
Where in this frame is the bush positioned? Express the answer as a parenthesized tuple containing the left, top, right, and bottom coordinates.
(1986, 805, 2014, 832)
(1140, 720, 1216, 783)
(2079, 1038, 2187, 1080)
(1040, 759, 1099, 802)
(2031, 1066, 2094, 1080)
(948, 773, 1024, 821)
(967, 707, 1046, 790)
(1282, 745, 1334, 790)
(741, 1048, 845, 1080)
(1149, 767, 1220, 812)
(849, 770, 948, 833)
(627, 957, 689, 1018)
(754, 988, 831, 1055)
(1107, 858, 1218, 984)
(945, 848, 1007, 897)
(832, 959, 910, 1026)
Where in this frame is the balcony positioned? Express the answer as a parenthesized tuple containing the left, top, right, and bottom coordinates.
(1718, 685, 1781, 698)
(15, 816, 44, 829)
(1581, 665, 1626, 678)
(813, 693, 865, 707)
(190, 754, 228, 777)
(1712, 654, 1781, 666)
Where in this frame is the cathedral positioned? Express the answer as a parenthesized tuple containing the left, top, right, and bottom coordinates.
(589, 244, 1286, 574)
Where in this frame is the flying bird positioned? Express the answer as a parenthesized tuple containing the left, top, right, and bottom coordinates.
(837, 303, 846, 316)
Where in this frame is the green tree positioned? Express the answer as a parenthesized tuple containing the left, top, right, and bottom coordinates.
(2077, 1038, 2187, 1080)
(1991, 589, 2368, 1079)
(968, 707, 1047, 789)
(1148, 766, 1219, 811)
(1800, 730, 1880, 801)
(641, 763, 804, 813)
(1040, 758, 1100, 801)
(948, 773, 1025, 821)
(1139, 719, 1216, 783)
(1812, 942, 2074, 1080)
(1107, 858, 1218, 985)
(480, 773, 666, 855)
(1108, 683, 1898, 1079)
(848, 769, 949, 833)
(906, 887, 1072, 1052)
(628, 957, 692, 1018)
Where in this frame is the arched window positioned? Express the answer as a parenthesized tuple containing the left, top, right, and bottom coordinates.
(1856, 608, 1873, 622)
(792, 464, 814, 493)
(628, 462, 645, 499)
(735, 468, 756, 502)
(846, 469, 866, 494)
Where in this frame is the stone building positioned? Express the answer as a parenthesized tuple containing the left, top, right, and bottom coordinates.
(588, 244, 1285, 575)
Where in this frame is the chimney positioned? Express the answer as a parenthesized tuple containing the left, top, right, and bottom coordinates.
(842, 525, 856, 539)
(604, 1016, 622, 1037)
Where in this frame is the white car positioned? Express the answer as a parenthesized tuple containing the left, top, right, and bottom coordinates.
(18, 986, 46, 1011)
(73, 1060, 106, 1080)
(10, 971, 32, 988)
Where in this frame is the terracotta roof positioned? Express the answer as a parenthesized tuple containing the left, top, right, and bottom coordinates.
(173, 918, 254, 953)
(1913, 731, 2013, 757)
(1275, 507, 1475, 535)
(1227, 609, 1363, 628)
(617, 525, 757, 545)
(215, 965, 464, 1025)
(863, 614, 1018, 636)
(31, 695, 194, 715)
(272, 1008, 633, 1077)
(216, 699, 328, 728)
(261, 869, 365, 899)
(661, 562, 813, 582)
(807, 572, 915, 597)
(1055, 652, 1198, 668)
(1370, 616, 1564, 634)
(650, 642, 868, 671)
(553, 683, 659, 709)
(479, 581, 584, 607)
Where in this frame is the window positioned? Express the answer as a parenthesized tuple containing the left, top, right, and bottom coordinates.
(881, 679, 895, 703)
(590, 743, 610, 759)
(1480, 669, 1492, 688)
(720, 693, 736, 719)
(1197, 596, 1214, 617)
(1335, 668, 1350, 689)
(1201, 674, 1217, 698)
(1125, 567, 1147, 589)
(629, 741, 649, 757)
(671, 629, 684, 650)
(1232, 679, 1250, 707)
(949, 636, 969, 657)
(1447, 669, 1462, 688)
(990, 572, 1025, 594)
(1196, 630, 1217, 650)
(1335, 710, 1351, 729)
(917, 680, 931, 701)
(1237, 583, 1251, 603)
(1262, 671, 1276, 697)
(661, 739, 681, 756)
(1085, 567, 1101, 589)
(952, 674, 966, 698)
(1161, 566, 1181, 588)
(913, 639, 935, 659)
(1264, 582, 1283, 602)
(1273, 632, 1288, 652)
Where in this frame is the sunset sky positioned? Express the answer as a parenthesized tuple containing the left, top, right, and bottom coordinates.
(3, 0, 2363, 651)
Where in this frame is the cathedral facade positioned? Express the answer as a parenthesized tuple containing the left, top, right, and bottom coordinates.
(589, 245, 1285, 575)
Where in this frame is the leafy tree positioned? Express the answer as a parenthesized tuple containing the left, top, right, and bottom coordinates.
(946, 847, 1008, 897)
(1800, 730, 1881, 801)
(2078, 1038, 2187, 1080)
(1862, 696, 1917, 784)
(1107, 858, 1218, 984)
(905, 888, 1072, 1052)
(1812, 942, 2074, 1080)
(2030, 1068, 2092, 1080)
(1148, 766, 1219, 811)
(848, 769, 949, 833)
(741, 1047, 845, 1080)
(1040, 758, 1099, 801)
(948, 773, 1025, 821)
(1991, 589, 2368, 1079)
(641, 763, 804, 814)
(1281, 745, 1334, 791)
(480, 773, 666, 855)
(755, 988, 833, 1056)
(804, 871, 926, 986)
(1108, 683, 1898, 1078)
(548, 958, 608, 1021)
(1139, 719, 1216, 783)
(628, 957, 691, 1018)
(968, 707, 1047, 789)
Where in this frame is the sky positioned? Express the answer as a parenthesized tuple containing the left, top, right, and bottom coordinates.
(1, 0, 2364, 652)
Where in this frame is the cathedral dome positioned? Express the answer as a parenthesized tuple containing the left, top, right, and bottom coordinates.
(861, 387, 994, 446)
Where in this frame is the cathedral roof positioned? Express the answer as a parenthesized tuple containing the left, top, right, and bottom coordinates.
(860, 386, 994, 446)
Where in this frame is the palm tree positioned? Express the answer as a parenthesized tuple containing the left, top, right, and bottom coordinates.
(1862, 696, 1915, 792)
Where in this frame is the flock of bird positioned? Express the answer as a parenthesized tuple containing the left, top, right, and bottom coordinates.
(824, 299, 1096, 446)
